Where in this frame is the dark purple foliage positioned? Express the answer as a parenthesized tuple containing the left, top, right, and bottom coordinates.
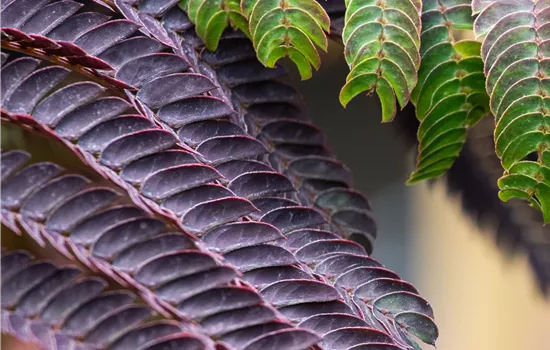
(0, 0, 439, 349)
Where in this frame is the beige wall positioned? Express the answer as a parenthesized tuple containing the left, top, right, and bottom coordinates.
(410, 182, 550, 350)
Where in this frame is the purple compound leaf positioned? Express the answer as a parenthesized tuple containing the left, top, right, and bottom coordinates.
(91, 217, 167, 259)
(355, 279, 419, 304)
(78, 115, 154, 153)
(109, 321, 182, 350)
(181, 197, 258, 234)
(1, 162, 63, 209)
(178, 286, 262, 319)
(259, 120, 324, 145)
(261, 280, 342, 307)
(45, 187, 120, 233)
(161, 184, 234, 216)
(261, 207, 326, 234)
(249, 198, 299, 220)
(279, 300, 355, 323)
(278, 229, 339, 250)
(0, 150, 30, 181)
(62, 291, 137, 337)
(120, 150, 198, 184)
(241, 328, 320, 350)
(141, 164, 222, 201)
(54, 97, 134, 139)
(69, 205, 144, 246)
(137, 333, 208, 350)
(196, 136, 267, 165)
(228, 171, 294, 200)
(134, 250, 218, 287)
(3, 66, 69, 114)
(1, 0, 51, 29)
(158, 96, 234, 128)
(32, 82, 106, 127)
(98, 36, 165, 69)
(83, 305, 153, 347)
(220, 321, 293, 348)
(202, 222, 284, 254)
(74, 19, 140, 56)
(1, 250, 33, 283)
(335, 267, 400, 291)
(113, 233, 195, 273)
(297, 313, 368, 335)
(242, 266, 314, 289)
(315, 254, 383, 277)
(223, 244, 298, 272)
(295, 239, 367, 264)
(17, 267, 81, 316)
(99, 129, 178, 169)
(216, 160, 273, 181)
(2, 262, 57, 308)
(217, 60, 287, 86)
(137, 73, 216, 108)
(115, 53, 190, 88)
(201, 305, 278, 337)
(320, 327, 395, 350)
(156, 266, 238, 304)
(1, 57, 40, 105)
(178, 120, 246, 147)
(19, 0, 82, 36)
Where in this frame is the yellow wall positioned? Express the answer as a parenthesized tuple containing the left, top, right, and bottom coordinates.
(410, 182, 550, 350)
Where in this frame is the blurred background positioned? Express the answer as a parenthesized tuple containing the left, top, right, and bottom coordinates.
(3, 41, 550, 350)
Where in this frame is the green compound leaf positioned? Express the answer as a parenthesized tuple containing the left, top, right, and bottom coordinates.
(473, 0, 550, 223)
(340, 0, 422, 122)
(241, 0, 330, 80)
(183, 0, 251, 51)
(407, 0, 491, 184)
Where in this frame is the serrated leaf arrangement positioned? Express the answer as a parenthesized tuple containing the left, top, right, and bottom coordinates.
(323, 0, 550, 221)
(407, 0, 490, 183)
(0, 0, 440, 350)
(180, 0, 330, 79)
(472, 0, 550, 223)
(320, 0, 550, 296)
(181, 0, 250, 50)
(339, 0, 422, 123)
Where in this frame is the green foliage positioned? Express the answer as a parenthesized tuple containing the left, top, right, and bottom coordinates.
(182, 0, 330, 79)
(177, 0, 550, 222)
(339, 0, 422, 122)
(181, 0, 250, 50)
(241, 0, 330, 79)
(473, 0, 550, 223)
(407, 0, 490, 184)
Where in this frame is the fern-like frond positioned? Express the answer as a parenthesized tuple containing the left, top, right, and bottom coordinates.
(1, 248, 217, 349)
(407, 0, 491, 183)
(180, 0, 250, 50)
(239, 0, 330, 79)
(473, 0, 550, 222)
(339, 0, 422, 122)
